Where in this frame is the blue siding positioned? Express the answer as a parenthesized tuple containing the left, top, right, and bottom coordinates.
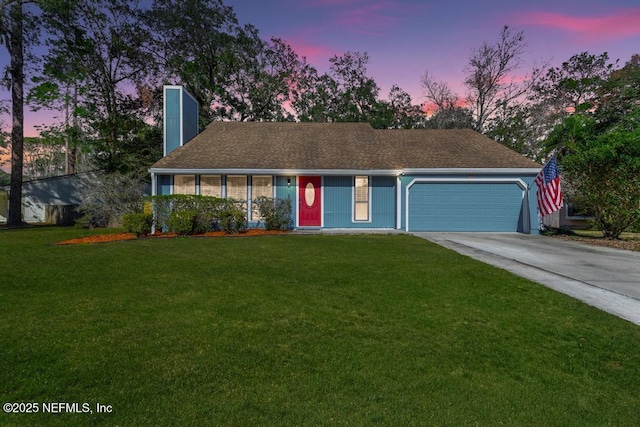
(244, 176, 296, 229)
(164, 86, 199, 155)
(182, 90, 199, 145)
(371, 176, 397, 227)
(323, 176, 395, 228)
(157, 175, 171, 196)
(164, 88, 181, 155)
(275, 176, 297, 222)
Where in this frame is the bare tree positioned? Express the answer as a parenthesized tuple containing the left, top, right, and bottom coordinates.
(421, 72, 472, 129)
(464, 26, 543, 132)
(421, 71, 459, 110)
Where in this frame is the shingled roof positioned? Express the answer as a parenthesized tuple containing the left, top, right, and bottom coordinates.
(150, 122, 540, 172)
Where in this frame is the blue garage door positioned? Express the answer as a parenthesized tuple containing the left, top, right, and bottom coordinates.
(408, 182, 524, 232)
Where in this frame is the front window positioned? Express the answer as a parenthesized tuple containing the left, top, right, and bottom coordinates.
(200, 175, 222, 197)
(354, 176, 370, 221)
(251, 175, 273, 220)
(226, 175, 247, 201)
(174, 175, 195, 195)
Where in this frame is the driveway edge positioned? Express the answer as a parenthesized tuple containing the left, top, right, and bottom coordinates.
(420, 235, 640, 326)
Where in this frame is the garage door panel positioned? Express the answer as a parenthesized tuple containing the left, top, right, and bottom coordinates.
(408, 182, 523, 232)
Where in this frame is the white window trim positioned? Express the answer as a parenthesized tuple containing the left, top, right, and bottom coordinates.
(352, 175, 372, 223)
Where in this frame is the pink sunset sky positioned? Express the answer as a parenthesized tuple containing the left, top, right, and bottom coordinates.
(227, 0, 640, 95)
(1, 0, 640, 171)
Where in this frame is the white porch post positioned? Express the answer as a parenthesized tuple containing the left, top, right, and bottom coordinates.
(150, 172, 156, 234)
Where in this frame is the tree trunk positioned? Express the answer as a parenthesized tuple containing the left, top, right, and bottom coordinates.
(70, 83, 78, 174)
(7, 2, 25, 226)
(64, 84, 69, 175)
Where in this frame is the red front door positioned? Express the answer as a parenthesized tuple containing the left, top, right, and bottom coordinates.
(298, 176, 321, 227)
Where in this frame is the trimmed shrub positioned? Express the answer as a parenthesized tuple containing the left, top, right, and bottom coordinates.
(253, 196, 293, 230)
(148, 194, 249, 234)
(122, 213, 153, 237)
(149, 195, 226, 232)
(194, 208, 219, 233)
(167, 210, 198, 235)
(219, 202, 247, 234)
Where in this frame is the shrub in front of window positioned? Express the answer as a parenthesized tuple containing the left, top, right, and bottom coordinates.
(150, 195, 226, 232)
(219, 201, 247, 234)
(253, 196, 293, 230)
(166, 209, 198, 235)
(122, 213, 154, 237)
(149, 194, 248, 234)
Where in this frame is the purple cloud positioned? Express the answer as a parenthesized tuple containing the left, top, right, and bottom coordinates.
(515, 8, 640, 41)
(297, 0, 419, 36)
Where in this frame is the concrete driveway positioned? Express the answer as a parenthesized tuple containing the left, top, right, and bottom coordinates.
(414, 232, 640, 326)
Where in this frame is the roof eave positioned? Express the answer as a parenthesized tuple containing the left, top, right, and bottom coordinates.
(149, 168, 404, 176)
(149, 167, 541, 176)
(401, 168, 541, 175)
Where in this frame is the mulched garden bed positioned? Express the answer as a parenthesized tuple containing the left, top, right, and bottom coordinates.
(549, 234, 640, 252)
(50, 229, 640, 252)
(56, 229, 289, 245)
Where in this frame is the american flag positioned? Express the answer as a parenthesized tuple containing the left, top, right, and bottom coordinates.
(535, 155, 563, 217)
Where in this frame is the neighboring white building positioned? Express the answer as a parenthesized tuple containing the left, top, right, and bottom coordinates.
(542, 201, 592, 230)
(1, 172, 98, 225)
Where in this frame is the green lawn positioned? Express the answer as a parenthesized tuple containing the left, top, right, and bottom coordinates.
(1, 227, 639, 425)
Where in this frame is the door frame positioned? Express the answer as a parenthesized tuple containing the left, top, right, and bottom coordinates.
(297, 175, 323, 227)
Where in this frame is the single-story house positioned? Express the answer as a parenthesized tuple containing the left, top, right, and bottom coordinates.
(149, 86, 542, 233)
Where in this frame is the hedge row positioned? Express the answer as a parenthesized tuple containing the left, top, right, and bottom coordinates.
(122, 194, 292, 236)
